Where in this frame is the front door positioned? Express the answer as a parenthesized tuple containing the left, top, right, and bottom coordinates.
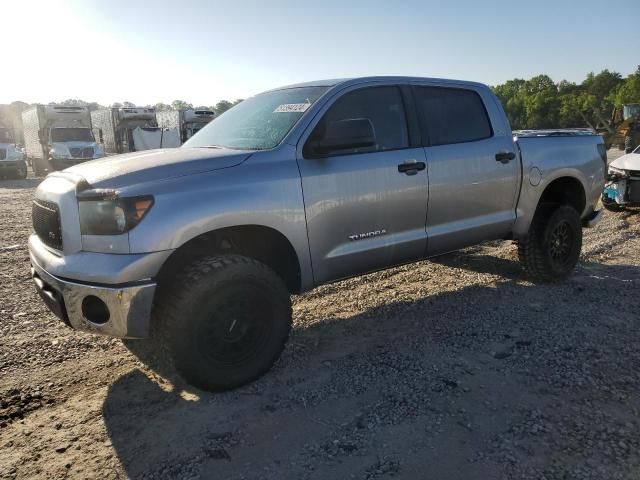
(297, 85, 429, 284)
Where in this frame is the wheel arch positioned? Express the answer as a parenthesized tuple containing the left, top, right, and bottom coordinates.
(156, 224, 303, 294)
(513, 172, 589, 239)
(536, 176, 586, 215)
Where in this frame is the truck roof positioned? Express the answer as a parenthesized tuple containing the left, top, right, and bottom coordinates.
(269, 76, 489, 92)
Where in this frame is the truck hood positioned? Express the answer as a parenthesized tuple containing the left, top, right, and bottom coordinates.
(64, 147, 251, 188)
(610, 153, 640, 171)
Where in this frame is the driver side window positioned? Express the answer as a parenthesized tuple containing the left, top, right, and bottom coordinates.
(304, 86, 408, 157)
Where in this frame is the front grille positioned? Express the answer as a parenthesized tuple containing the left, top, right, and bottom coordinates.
(0, 149, 6, 160)
(32, 199, 63, 250)
(69, 147, 94, 159)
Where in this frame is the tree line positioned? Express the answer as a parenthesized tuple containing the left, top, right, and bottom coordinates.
(3, 98, 244, 117)
(492, 66, 640, 131)
(4, 65, 640, 130)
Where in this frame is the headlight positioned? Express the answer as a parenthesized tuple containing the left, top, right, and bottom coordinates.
(50, 147, 70, 159)
(608, 166, 627, 177)
(78, 192, 154, 235)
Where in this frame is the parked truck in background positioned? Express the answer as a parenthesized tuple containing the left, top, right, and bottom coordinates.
(156, 109, 215, 145)
(602, 103, 640, 153)
(28, 76, 606, 392)
(0, 124, 27, 179)
(91, 107, 158, 154)
(22, 105, 104, 176)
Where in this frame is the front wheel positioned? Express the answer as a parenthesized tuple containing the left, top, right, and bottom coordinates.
(154, 255, 292, 391)
(517, 204, 582, 282)
(15, 163, 27, 179)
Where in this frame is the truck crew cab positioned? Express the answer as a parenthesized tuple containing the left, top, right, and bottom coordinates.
(29, 77, 606, 391)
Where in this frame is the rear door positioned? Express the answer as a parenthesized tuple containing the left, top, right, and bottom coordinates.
(412, 84, 520, 255)
(297, 84, 428, 284)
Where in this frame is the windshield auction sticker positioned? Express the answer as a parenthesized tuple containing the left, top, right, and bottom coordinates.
(274, 103, 311, 113)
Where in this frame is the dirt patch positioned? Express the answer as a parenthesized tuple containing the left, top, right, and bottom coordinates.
(1, 158, 640, 479)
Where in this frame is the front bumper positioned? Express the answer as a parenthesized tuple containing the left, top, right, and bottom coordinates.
(30, 255, 156, 338)
(0, 160, 25, 174)
(603, 177, 640, 207)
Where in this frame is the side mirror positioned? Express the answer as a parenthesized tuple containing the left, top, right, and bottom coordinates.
(314, 118, 376, 155)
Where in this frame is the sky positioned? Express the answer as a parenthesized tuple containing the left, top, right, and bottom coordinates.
(3, 0, 639, 107)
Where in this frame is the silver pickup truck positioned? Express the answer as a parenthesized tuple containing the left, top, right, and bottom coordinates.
(29, 77, 606, 391)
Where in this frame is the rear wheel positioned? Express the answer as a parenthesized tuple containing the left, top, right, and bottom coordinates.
(153, 255, 292, 391)
(517, 204, 582, 282)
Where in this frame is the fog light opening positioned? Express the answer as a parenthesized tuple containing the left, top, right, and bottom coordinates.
(82, 295, 110, 325)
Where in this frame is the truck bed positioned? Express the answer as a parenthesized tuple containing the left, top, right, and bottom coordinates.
(512, 131, 606, 237)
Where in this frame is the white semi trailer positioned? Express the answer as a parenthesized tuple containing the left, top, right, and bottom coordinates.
(22, 105, 104, 176)
(91, 107, 158, 154)
(156, 109, 215, 144)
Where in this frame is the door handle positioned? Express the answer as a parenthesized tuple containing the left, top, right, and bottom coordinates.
(398, 160, 426, 175)
(495, 151, 516, 163)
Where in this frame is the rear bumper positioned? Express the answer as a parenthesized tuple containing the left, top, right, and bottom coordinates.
(30, 255, 155, 338)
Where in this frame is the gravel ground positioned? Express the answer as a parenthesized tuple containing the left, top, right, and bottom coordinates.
(1, 151, 640, 480)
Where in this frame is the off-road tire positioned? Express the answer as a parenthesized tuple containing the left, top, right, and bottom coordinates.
(153, 254, 292, 391)
(517, 204, 582, 282)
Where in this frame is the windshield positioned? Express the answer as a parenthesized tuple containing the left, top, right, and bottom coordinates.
(51, 127, 94, 142)
(623, 104, 640, 121)
(184, 86, 328, 150)
(0, 128, 14, 143)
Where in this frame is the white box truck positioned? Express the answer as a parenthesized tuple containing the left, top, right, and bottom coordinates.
(91, 107, 158, 154)
(22, 105, 104, 176)
(156, 108, 215, 144)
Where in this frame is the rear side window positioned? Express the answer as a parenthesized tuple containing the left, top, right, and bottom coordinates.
(414, 87, 492, 146)
(305, 86, 408, 157)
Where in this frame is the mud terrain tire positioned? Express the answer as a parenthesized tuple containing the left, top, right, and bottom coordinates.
(517, 204, 582, 282)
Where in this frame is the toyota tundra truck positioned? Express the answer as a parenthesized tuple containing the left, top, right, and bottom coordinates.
(29, 77, 606, 391)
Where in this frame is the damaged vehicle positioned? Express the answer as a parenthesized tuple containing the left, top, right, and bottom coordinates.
(602, 145, 640, 211)
(29, 76, 606, 391)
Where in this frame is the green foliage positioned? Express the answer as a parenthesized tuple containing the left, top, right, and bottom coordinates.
(213, 100, 234, 116)
(493, 67, 639, 130)
(154, 102, 172, 111)
(171, 100, 193, 110)
(608, 69, 640, 106)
